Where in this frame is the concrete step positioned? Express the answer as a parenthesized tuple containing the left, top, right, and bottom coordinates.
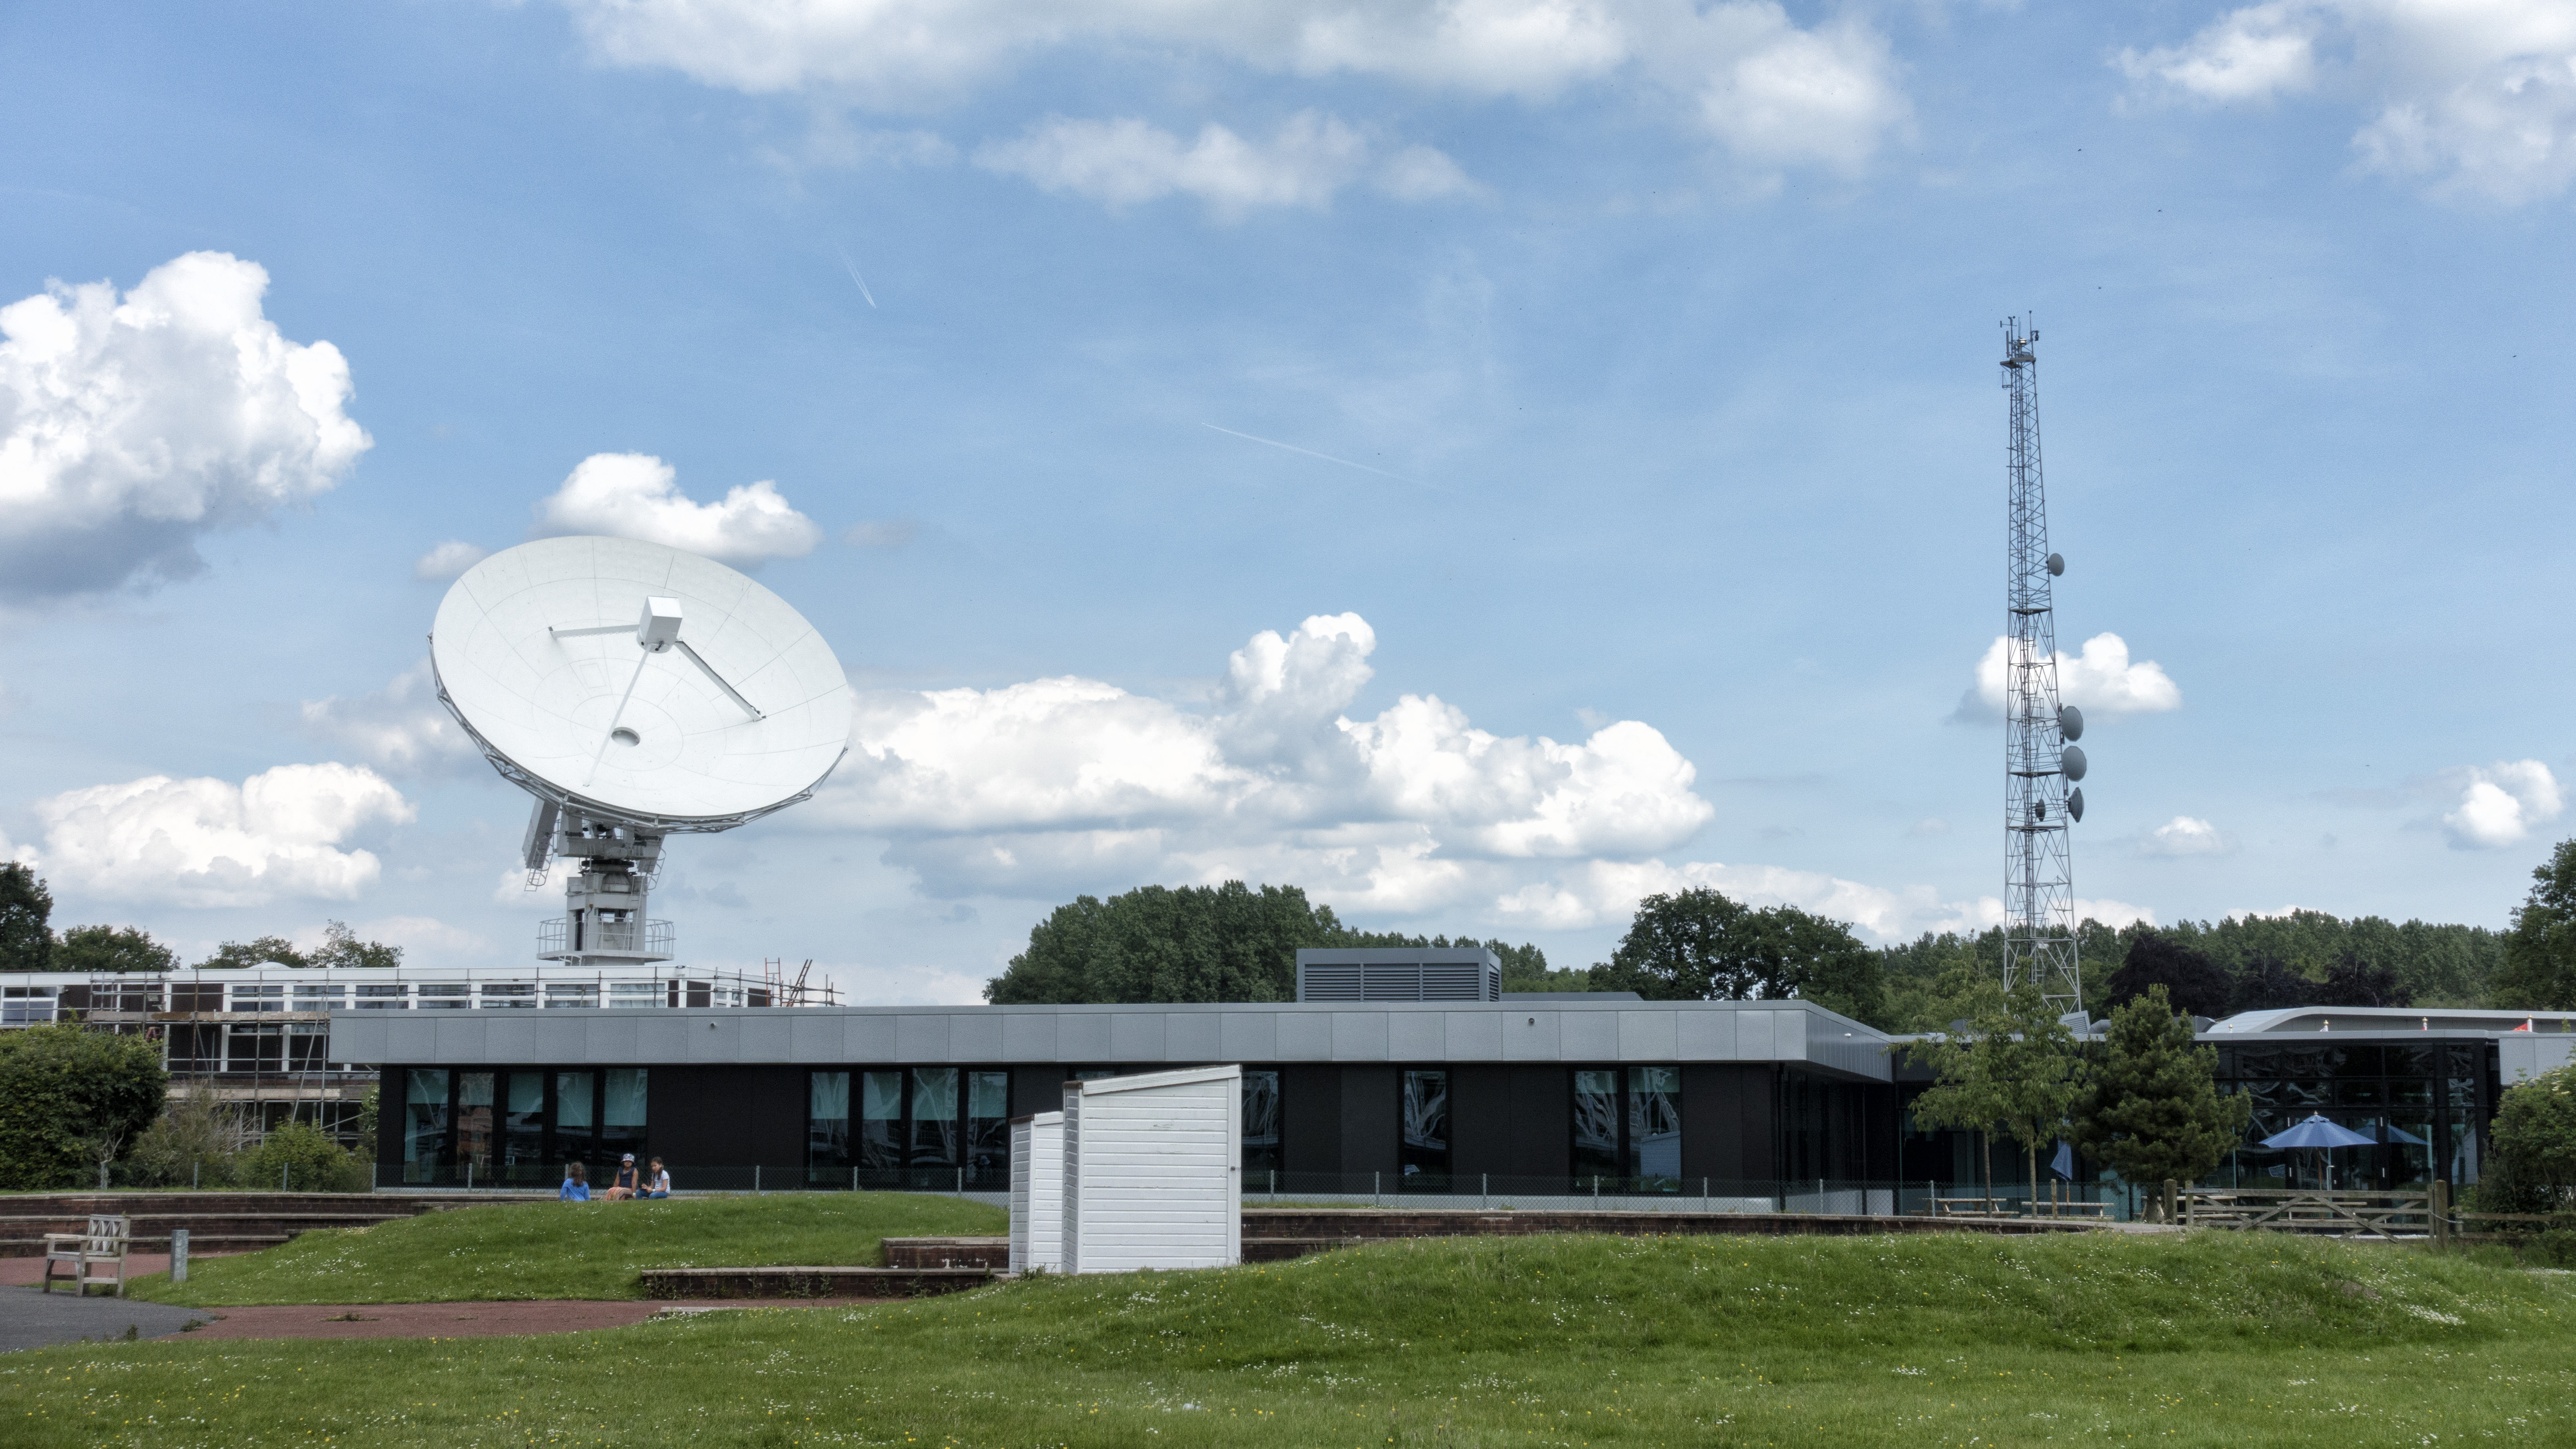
(881, 1237, 1008, 1270)
(638, 1266, 993, 1299)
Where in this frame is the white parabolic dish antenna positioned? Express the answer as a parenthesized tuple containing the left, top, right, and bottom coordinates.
(429, 536, 854, 969)
(431, 536, 853, 830)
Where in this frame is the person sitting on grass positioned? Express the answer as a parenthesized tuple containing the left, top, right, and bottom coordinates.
(644, 1157, 671, 1199)
(604, 1153, 640, 1200)
(560, 1162, 590, 1201)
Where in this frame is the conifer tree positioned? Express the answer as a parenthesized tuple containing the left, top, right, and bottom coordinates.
(2071, 984, 2249, 1218)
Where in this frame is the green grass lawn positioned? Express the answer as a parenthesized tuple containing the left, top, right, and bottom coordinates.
(126, 1192, 1007, 1305)
(16, 1229, 2575, 1446)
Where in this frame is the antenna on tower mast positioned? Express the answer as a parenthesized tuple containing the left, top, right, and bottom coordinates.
(1998, 316, 2084, 1018)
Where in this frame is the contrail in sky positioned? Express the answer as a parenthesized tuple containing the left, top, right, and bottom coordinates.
(834, 243, 878, 308)
(1201, 424, 1432, 489)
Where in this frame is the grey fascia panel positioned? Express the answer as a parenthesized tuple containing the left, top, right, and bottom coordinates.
(1386, 1010, 1442, 1062)
(1618, 1010, 1679, 1062)
(950, 1010, 1005, 1061)
(336, 998, 1891, 1081)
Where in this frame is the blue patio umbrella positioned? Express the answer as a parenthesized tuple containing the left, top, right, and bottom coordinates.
(2262, 1115, 2377, 1150)
(2262, 1114, 2377, 1189)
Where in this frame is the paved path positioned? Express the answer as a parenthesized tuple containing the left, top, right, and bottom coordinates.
(166, 1296, 894, 1341)
(0, 1251, 234, 1288)
(0, 1286, 212, 1352)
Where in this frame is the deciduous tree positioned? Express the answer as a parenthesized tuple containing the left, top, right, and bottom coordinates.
(1906, 982, 2085, 1210)
(2104, 932, 2230, 1021)
(53, 924, 178, 974)
(2496, 839, 2576, 1011)
(0, 864, 53, 972)
(1593, 889, 1888, 1028)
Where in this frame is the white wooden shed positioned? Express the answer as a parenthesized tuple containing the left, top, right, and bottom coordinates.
(1061, 1063, 1240, 1274)
(1008, 1110, 1065, 1273)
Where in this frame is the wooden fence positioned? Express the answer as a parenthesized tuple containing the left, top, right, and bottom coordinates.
(2177, 1184, 2440, 1240)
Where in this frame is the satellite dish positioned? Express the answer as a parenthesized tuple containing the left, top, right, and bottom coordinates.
(431, 536, 854, 965)
(2060, 744, 2088, 782)
(2058, 705, 2084, 741)
(2067, 787, 2085, 822)
(2045, 553, 2065, 576)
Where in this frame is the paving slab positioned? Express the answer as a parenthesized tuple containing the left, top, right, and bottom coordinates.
(0, 1285, 212, 1352)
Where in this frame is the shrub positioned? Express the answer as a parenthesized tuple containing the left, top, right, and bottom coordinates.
(0, 1024, 168, 1189)
(234, 1120, 371, 1193)
(126, 1087, 256, 1188)
(2481, 1063, 2576, 1215)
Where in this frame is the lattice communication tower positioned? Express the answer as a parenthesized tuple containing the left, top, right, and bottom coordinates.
(1998, 318, 2085, 1017)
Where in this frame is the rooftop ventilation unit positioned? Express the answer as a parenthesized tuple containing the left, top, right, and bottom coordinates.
(1294, 948, 1501, 1003)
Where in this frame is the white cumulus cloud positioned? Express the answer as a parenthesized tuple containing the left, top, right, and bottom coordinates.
(0, 251, 370, 599)
(2442, 759, 2562, 849)
(974, 112, 1473, 217)
(300, 660, 481, 775)
(2118, 0, 2576, 202)
(412, 540, 489, 581)
(810, 611, 1717, 908)
(2141, 814, 2233, 857)
(562, 0, 1908, 177)
(531, 452, 823, 566)
(1490, 857, 2156, 944)
(28, 763, 414, 908)
(1957, 632, 2183, 723)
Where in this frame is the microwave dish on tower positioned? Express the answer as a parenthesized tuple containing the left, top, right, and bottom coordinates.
(429, 535, 853, 966)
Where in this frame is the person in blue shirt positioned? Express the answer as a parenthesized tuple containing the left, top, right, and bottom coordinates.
(559, 1162, 590, 1201)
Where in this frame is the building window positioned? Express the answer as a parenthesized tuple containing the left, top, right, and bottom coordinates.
(505, 1072, 547, 1175)
(1571, 1067, 1685, 1192)
(966, 1071, 1010, 1181)
(2, 986, 58, 1025)
(556, 1071, 596, 1167)
(602, 1067, 648, 1167)
(293, 984, 346, 1013)
(227, 1023, 284, 1074)
(1572, 1069, 1620, 1182)
(1243, 1070, 1282, 1183)
(354, 983, 408, 1009)
(1628, 1066, 1682, 1187)
(287, 1023, 330, 1072)
(231, 984, 283, 1013)
(1400, 1069, 1450, 1191)
(483, 983, 537, 1009)
(811, 1067, 1012, 1188)
(811, 1071, 852, 1178)
(458, 1071, 496, 1173)
(545, 983, 600, 1008)
(417, 984, 469, 1010)
(167, 1024, 222, 1073)
(860, 1070, 902, 1172)
(404, 1069, 450, 1183)
(910, 1066, 959, 1171)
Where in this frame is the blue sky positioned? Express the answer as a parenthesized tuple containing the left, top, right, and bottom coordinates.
(3, 0, 2570, 1002)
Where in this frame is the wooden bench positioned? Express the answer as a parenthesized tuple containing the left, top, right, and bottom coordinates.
(42, 1215, 132, 1297)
